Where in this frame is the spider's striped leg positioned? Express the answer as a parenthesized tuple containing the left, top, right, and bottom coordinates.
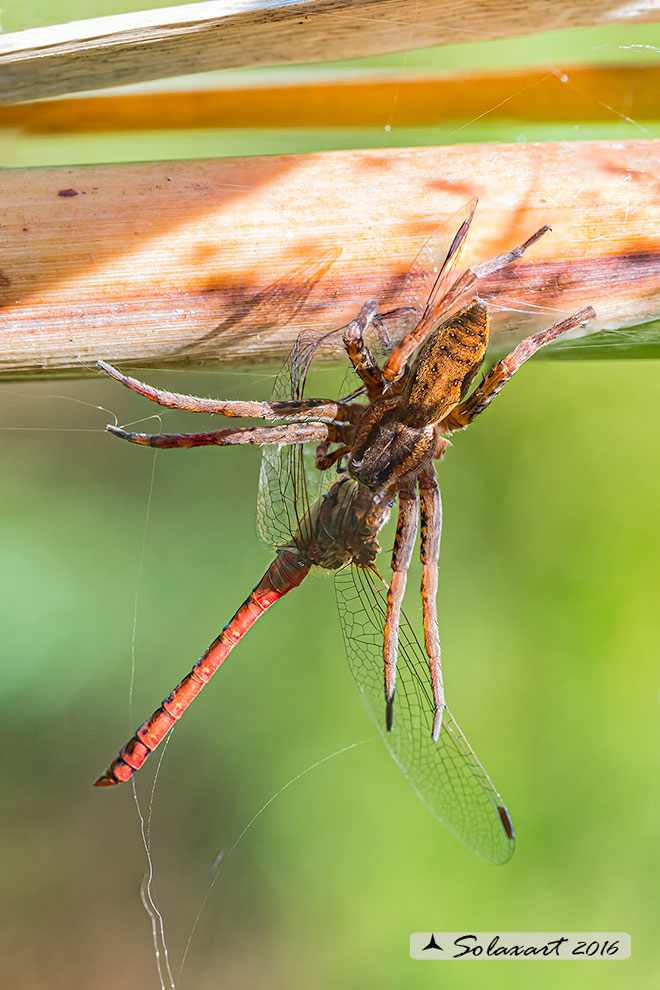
(383, 482, 419, 731)
(98, 361, 352, 423)
(471, 223, 550, 278)
(342, 301, 387, 399)
(418, 466, 444, 741)
(107, 422, 352, 449)
(439, 305, 596, 433)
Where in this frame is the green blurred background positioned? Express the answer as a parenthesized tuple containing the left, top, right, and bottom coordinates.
(5, 347, 660, 990)
(3, 7, 660, 989)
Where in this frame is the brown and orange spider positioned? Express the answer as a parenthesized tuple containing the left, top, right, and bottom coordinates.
(95, 202, 594, 864)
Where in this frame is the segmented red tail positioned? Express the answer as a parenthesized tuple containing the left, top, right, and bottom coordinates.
(94, 550, 310, 786)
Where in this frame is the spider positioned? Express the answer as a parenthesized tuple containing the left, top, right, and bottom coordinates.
(97, 216, 594, 787)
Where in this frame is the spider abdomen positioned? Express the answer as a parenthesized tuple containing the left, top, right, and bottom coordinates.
(401, 300, 489, 428)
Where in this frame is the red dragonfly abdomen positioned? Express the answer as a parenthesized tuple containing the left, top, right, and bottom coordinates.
(94, 549, 310, 786)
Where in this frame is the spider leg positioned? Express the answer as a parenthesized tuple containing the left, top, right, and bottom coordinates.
(383, 482, 419, 731)
(107, 422, 351, 449)
(418, 466, 444, 741)
(471, 223, 550, 278)
(439, 305, 595, 432)
(315, 442, 352, 471)
(342, 301, 387, 399)
(382, 224, 552, 383)
(97, 361, 352, 424)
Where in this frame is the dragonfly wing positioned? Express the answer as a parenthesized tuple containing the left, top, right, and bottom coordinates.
(362, 199, 480, 364)
(335, 564, 515, 865)
(307, 201, 480, 370)
(398, 198, 478, 316)
(256, 325, 339, 550)
(178, 248, 341, 360)
(288, 199, 480, 380)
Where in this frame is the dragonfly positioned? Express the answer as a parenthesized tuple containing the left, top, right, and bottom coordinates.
(94, 200, 595, 865)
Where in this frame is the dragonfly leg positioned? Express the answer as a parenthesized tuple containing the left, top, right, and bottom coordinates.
(343, 301, 387, 399)
(107, 422, 351, 449)
(97, 361, 352, 423)
(418, 467, 444, 741)
(384, 482, 419, 730)
(438, 305, 596, 432)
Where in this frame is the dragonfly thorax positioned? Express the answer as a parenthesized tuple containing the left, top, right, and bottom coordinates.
(290, 477, 393, 571)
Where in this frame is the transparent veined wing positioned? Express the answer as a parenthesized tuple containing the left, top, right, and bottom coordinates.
(254, 245, 356, 551)
(399, 197, 478, 315)
(357, 198, 480, 362)
(176, 248, 341, 361)
(386, 198, 479, 355)
(335, 564, 515, 865)
(256, 323, 344, 551)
